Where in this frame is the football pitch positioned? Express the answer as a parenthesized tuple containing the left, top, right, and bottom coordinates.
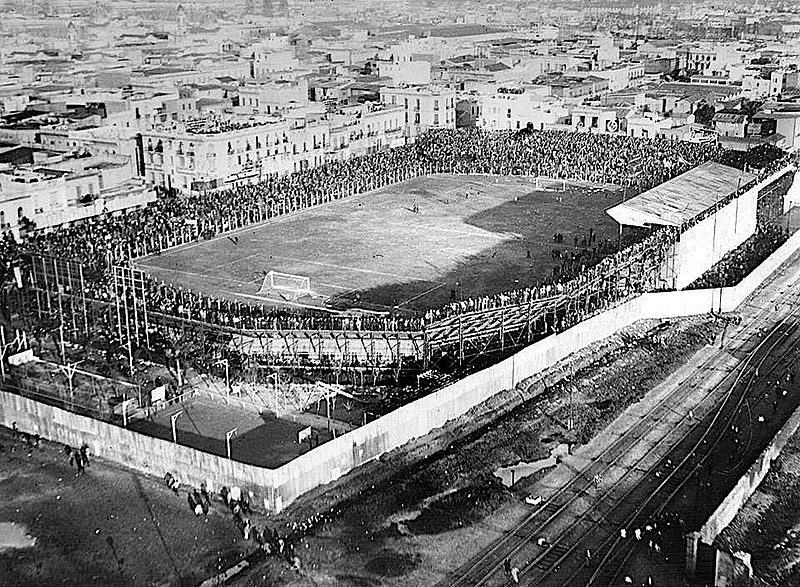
(137, 174, 623, 314)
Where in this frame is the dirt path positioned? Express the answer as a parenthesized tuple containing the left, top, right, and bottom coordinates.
(0, 428, 250, 587)
(227, 313, 723, 587)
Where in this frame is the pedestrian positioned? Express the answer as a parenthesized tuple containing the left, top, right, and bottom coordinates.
(188, 492, 197, 514)
(79, 444, 89, 467)
(504, 558, 512, 577)
(620, 528, 627, 539)
(510, 566, 519, 584)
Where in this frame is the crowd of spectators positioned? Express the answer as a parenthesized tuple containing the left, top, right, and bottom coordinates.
(5, 128, 796, 341)
(687, 224, 790, 290)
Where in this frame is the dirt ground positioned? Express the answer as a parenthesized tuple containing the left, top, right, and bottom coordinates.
(717, 430, 800, 586)
(226, 315, 722, 587)
(137, 174, 620, 313)
(0, 426, 251, 587)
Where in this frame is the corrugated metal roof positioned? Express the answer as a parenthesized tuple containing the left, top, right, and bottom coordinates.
(606, 161, 757, 227)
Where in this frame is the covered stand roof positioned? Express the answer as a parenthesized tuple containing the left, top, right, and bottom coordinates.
(606, 161, 757, 228)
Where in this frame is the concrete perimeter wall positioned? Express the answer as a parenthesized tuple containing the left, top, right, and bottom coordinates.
(698, 400, 800, 545)
(673, 182, 758, 290)
(5, 197, 800, 511)
(0, 391, 279, 506)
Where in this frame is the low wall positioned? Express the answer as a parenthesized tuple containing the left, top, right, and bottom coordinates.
(722, 225, 800, 311)
(0, 391, 278, 508)
(783, 165, 800, 213)
(6, 213, 800, 512)
(698, 400, 800, 545)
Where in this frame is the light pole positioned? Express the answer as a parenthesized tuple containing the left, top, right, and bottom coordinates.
(216, 358, 230, 402)
(58, 360, 85, 407)
(170, 410, 184, 444)
(271, 371, 279, 415)
(0, 327, 24, 381)
(225, 427, 238, 460)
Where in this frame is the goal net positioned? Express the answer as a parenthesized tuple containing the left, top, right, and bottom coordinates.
(258, 270, 311, 297)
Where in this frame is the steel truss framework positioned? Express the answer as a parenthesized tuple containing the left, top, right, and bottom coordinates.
(10, 167, 793, 380)
(13, 229, 668, 376)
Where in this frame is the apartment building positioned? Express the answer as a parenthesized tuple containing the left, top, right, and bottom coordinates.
(141, 104, 406, 192)
(380, 86, 456, 137)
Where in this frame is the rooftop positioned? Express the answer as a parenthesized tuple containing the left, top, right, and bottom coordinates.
(606, 162, 758, 228)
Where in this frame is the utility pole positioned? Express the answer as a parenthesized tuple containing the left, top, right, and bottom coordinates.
(0, 327, 24, 381)
(226, 427, 238, 460)
(58, 360, 84, 407)
(171, 410, 184, 444)
(272, 371, 279, 415)
(216, 358, 230, 402)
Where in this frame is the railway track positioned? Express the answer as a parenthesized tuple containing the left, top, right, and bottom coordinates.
(438, 266, 800, 587)
(539, 306, 800, 587)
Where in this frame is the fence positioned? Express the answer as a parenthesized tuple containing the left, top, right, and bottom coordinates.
(5, 215, 800, 511)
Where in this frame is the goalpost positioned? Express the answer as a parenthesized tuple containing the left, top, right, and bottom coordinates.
(258, 270, 311, 297)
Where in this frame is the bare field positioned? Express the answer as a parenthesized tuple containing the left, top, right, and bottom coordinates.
(137, 175, 621, 313)
(0, 426, 249, 587)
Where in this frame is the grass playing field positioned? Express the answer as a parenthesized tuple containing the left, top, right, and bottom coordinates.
(137, 174, 623, 315)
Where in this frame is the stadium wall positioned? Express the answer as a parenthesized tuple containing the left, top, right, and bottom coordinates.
(5, 193, 800, 512)
(697, 398, 800, 545)
(0, 390, 280, 507)
(672, 184, 758, 290)
(672, 165, 796, 291)
(267, 226, 800, 508)
(783, 165, 800, 213)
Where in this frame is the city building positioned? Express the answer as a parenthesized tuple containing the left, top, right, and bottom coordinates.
(0, 152, 154, 238)
(380, 85, 457, 135)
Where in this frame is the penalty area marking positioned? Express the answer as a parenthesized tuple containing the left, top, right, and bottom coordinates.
(397, 282, 449, 308)
(269, 254, 441, 284)
(223, 290, 348, 314)
(135, 264, 257, 288)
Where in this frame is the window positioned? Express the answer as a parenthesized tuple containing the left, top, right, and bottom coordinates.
(404, 98, 408, 109)
(416, 99, 420, 110)
(434, 113, 439, 125)
(414, 113, 420, 124)
(507, 108, 512, 119)
(434, 99, 439, 110)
